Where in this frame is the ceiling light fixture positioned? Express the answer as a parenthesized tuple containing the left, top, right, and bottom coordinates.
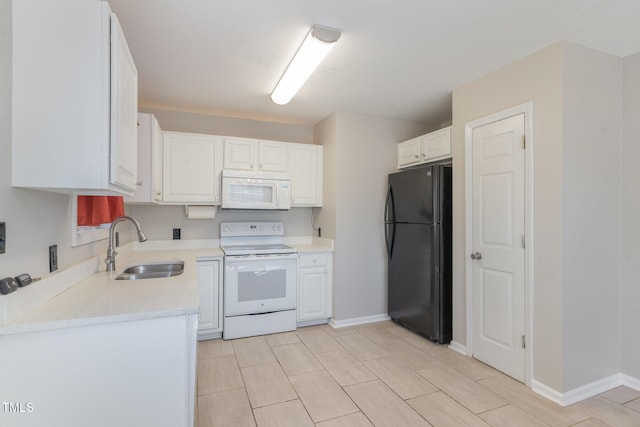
(271, 25, 341, 106)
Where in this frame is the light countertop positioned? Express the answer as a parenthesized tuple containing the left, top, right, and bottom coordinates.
(1, 247, 223, 335)
(0, 237, 332, 336)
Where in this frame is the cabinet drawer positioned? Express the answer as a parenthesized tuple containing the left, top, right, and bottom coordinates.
(299, 253, 329, 268)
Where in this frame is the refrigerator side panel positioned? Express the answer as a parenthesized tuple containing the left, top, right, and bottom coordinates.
(388, 166, 435, 224)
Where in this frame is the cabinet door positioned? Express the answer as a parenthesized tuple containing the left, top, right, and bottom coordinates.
(397, 137, 422, 168)
(12, 1, 136, 194)
(223, 137, 256, 170)
(298, 267, 329, 321)
(162, 132, 222, 204)
(197, 260, 221, 334)
(259, 141, 289, 172)
(109, 13, 138, 192)
(124, 113, 151, 203)
(421, 127, 451, 162)
(290, 143, 322, 207)
(151, 116, 163, 202)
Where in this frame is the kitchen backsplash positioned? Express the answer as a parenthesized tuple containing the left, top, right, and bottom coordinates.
(125, 205, 315, 241)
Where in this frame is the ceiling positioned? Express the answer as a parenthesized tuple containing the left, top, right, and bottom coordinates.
(109, 0, 640, 127)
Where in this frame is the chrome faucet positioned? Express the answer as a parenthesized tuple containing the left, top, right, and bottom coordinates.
(105, 215, 148, 272)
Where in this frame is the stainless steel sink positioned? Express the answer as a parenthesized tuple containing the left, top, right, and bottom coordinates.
(115, 261, 184, 280)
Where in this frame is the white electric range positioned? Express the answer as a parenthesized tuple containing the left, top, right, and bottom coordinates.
(220, 222, 298, 340)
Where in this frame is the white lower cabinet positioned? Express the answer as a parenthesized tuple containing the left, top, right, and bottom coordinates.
(297, 252, 333, 326)
(197, 258, 223, 340)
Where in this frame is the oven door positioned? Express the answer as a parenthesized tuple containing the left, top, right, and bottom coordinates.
(224, 253, 297, 316)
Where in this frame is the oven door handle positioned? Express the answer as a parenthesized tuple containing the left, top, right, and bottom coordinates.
(225, 253, 299, 262)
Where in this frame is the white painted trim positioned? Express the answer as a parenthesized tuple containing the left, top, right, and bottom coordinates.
(531, 379, 566, 406)
(532, 373, 640, 407)
(621, 374, 640, 391)
(464, 102, 535, 387)
(297, 318, 330, 328)
(329, 314, 391, 328)
(562, 375, 623, 406)
(448, 340, 468, 356)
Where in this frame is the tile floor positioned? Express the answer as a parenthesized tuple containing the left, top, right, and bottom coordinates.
(195, 321, 640, 426)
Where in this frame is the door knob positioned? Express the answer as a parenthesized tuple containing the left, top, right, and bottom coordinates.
(470, 252, 482, 260)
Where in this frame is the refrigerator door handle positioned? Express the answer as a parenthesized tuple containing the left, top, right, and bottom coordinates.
(384, 185, 396, 258)
(384, 185, 395, 223)
(385, 222, 396, 258)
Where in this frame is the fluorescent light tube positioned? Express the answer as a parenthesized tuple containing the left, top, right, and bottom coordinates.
(271, 25, 341, 105)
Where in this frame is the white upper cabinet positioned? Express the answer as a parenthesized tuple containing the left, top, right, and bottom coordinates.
(421, 127, 452, 162)
(397, 136, 422, 168)
(125, 113, 162, 204)
(12, 0, 138, 195)
(289, 143, 323, 207)
(161, 132, 223, 204)
(109, 14, 138, 191)
(223, 137, 289, 172)
(397, 126, 452, 169)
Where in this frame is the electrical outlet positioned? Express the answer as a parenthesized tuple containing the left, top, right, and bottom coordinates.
(49, 244, 58, 272)
(0, 222, 5, 254)
(172, 228, 181, 240)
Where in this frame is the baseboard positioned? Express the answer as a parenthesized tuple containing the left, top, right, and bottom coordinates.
(532, 374, 628, 406)
(621, 374, 640, 391)
(448, 340, 468, 356)
(531, 380, 566, 406)
(297, 318, 330, 328)
(329, 313, 391, 328)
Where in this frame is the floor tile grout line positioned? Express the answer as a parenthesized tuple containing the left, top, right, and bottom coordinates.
(196, 323, 640, 427)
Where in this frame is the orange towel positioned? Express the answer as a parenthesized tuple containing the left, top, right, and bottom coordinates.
(77, 196, 124, 226)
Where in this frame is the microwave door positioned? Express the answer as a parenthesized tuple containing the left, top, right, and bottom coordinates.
(225, 179, 277, 209)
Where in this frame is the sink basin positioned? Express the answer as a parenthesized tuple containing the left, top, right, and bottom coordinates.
(116, 261, 185, 280)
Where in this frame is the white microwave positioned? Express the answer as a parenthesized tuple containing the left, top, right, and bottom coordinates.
(221, 170, 291, 210)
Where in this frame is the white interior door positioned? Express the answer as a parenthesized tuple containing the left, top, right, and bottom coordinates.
(471, 113, 526, 382)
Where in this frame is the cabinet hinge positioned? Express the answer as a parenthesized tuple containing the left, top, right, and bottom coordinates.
(522, 135, 526, 149)
(522, 335, 526, 349)
(521, 235, 526, 249)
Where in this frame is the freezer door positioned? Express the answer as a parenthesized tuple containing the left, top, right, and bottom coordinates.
(387, 223, 448, 342)
(388, 166, 436, 224)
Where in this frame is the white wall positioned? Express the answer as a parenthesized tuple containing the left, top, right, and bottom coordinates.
(314, 111, 430, 321)
(561, 45, 622, 390)
(620, 51, 640, 380)
(142, 108, 313, 144)
(453, 43, 565, 391)
(127, 205, 314, 240)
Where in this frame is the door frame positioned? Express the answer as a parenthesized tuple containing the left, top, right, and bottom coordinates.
(464, 102, 534, 386)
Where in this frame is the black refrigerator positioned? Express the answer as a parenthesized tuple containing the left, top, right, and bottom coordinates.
(385, 164, 452, 344)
